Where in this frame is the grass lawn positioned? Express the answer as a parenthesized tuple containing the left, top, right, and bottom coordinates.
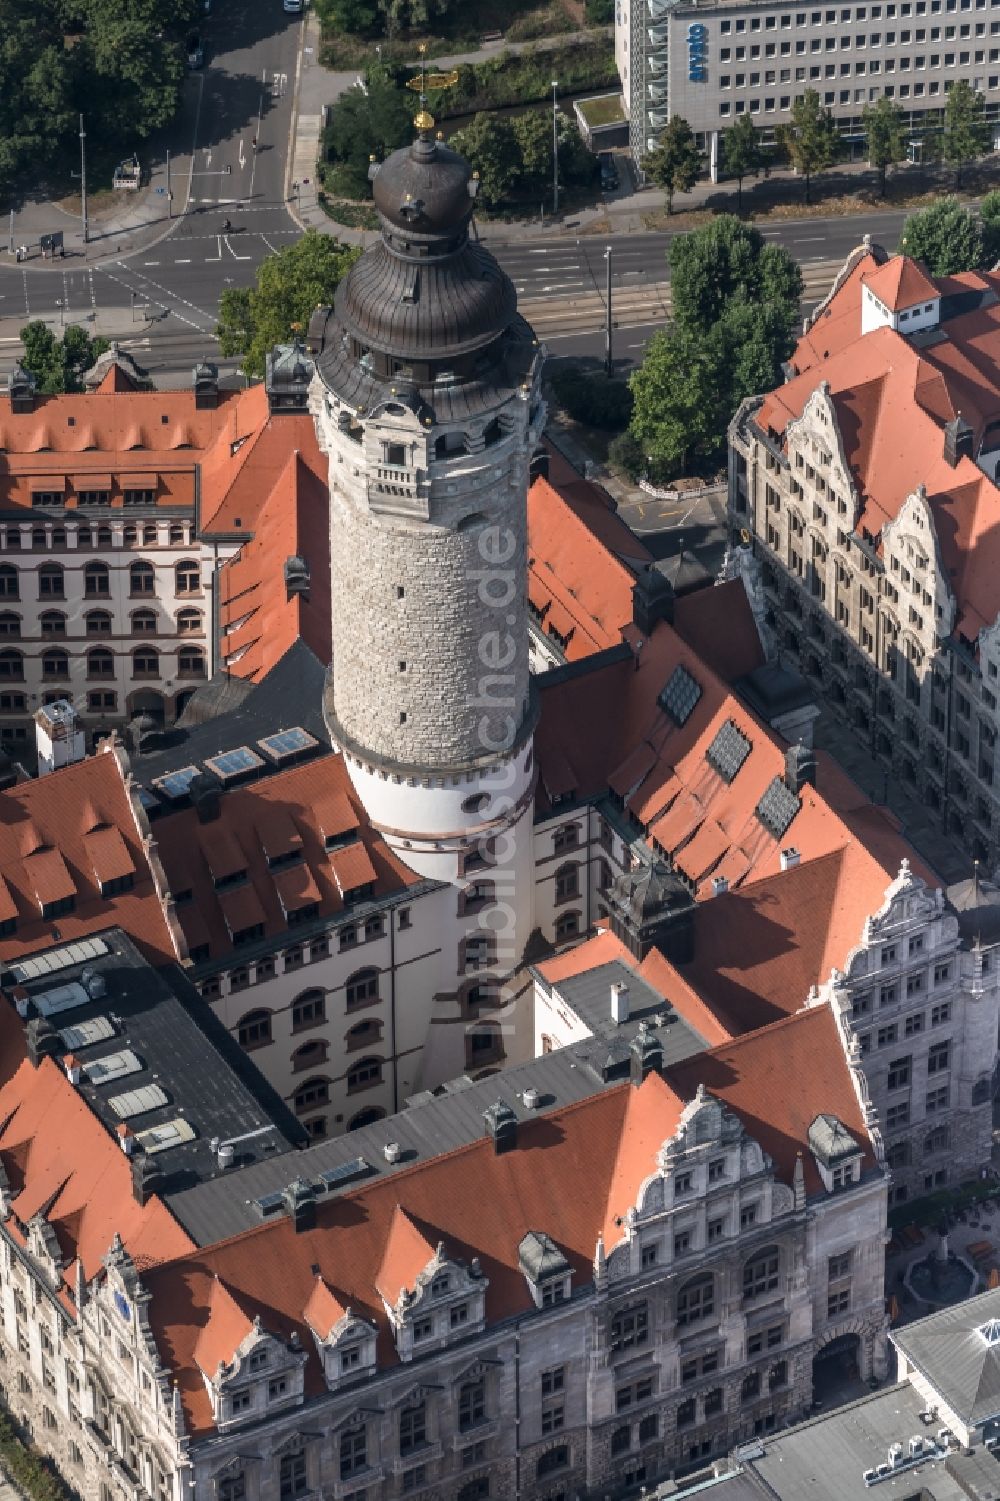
(320, 0, 574, 69)
(577, 91, 624, 127)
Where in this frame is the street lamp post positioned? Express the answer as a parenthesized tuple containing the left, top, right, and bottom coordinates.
(551, 80, 559, 216)
(166, 149, 172, 220)
(604, 245, 613, 376)
(79, 114, 88, 245)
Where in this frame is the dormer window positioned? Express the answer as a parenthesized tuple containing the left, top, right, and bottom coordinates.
(431, 1273, 451, 1297)
(808, 1113, 863, 1193)
(519, 1231, 572, 1310)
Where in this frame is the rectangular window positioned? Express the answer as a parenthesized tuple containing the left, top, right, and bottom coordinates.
(887, 1056, 911, 1090)
(927, 1040, 951, 1073)
(926, 1085, 950, 1114)
(931, 1001, 952, 1025)
(827, 1287, 851, 1317)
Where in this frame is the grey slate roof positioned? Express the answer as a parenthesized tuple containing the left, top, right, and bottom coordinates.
(893, 1287, 1000, 1429)
(550, 958, 708, 1065)
(6, 929, 303, 1195)
(131, 640, 329, 788)
(165, 1030, 674, 1245)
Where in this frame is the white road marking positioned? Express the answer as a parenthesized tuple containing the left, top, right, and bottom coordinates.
(143, 261, 160, 266)
(260, 234, 279, 252)
(205, 236, 223, 262)
(794, 236, 826, 242)
(224, 235, 251, 261)
(175, 258, 192, 264)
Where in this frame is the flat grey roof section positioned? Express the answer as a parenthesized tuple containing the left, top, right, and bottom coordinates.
(893, 1287, 1000, 1429)
(166, 1033, 658, 1245)
(739, 1384, 970, 1500)
(554, 958, 708, 1064)
(9, 928, 302, 1195)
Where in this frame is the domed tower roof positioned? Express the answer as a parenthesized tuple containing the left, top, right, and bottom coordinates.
(312, 118, 536, 414)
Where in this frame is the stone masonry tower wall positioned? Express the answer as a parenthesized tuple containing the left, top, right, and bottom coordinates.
(310, 120, 544, 966)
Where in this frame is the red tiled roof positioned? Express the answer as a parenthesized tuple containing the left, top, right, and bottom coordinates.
(527, 474, 646, 662)
(141, 1006, 872, 1436)
(153, 755, 419, 963)
(0, 748, 178, 967)
(761, 248, 1000, 641)
(673, 580, 766, 684)
(0, 1011, 193, 1296)
(304, 1275, 347, 1339)
(862, 254, 938, 312)
(193, 1276, 254, 1377)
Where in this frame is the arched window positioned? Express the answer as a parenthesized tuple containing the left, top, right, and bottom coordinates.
(40, 610, 66, 638)
(553, 822, 581, 853)
(677, 1274, 715, 1327)
(346, 1018, 383, 1050)
(237, 1009, 272, 1050)
(176, 560, 200, 595)
(123, 524, 138, 545)
(31, 527, 47, 548)
(142, 524, 157, 544)
(346, 1055, 382, 1091)
(129, 560, 155, 597)
(292, 1076, 330, 1114)
(291, 988, 326, 1030)
(555, 863, 580, 903)
(0, 566, 17, 600)
(291, 1039, 329, 1073)
(742, 1247, 780, 1302)
(0, 613, 20, 638)
(84, 561, 110, 598)
(38, 563, 64, 599)
(76, 526, 92, 547)
(87, 647, 115, 679)
(177, 607, 202, 634)
(132, 647, 159, 678)
(41, 649, 69, 681)
(345, 968, 380, 1009)
(555, 910, 580, 943)
(131, 609, 157, 635)
(96, 526, 112, 548)
(168, 523, 185, 545)
(178, 646, 205, 678)
(0, 649, 24, 681)
(85, 610, 112, 637)
(348, 1106, 386, 1131)
(461, 791, 489, 815)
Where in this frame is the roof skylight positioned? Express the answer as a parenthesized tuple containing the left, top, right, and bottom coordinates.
(658, 665, 702, 726)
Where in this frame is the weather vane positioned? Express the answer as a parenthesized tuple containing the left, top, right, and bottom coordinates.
(406, 39, 459, 130)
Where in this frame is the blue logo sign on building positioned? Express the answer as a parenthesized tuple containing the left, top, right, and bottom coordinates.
(687, 22, 708, 81)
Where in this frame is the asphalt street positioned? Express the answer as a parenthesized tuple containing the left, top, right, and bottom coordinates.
(0, 0, 913, 388)
(0, 0, 304, 382)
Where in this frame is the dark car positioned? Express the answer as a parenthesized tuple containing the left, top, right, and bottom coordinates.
(599, 153, 620, 191)
(187, 32, 205, 67)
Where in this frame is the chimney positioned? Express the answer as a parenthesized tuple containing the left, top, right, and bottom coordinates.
(943, 413, 974, 468)
(63, 1054, 81, 1085)
(131, 1148, 164, 1206)
(784, 740, 816, 794)
(26, 1016, 60, 1068)
(284, 555, 311, 602)
(711, 875, 729, 897)
(780, 847, 801, 871)
(383, 1141, 401, 1164)
(483, 1099, 517, 1155)
(529, 446, 550, 483)
(629, 1022, 664, 1085)
(610, 980, 630, 1025)
(283, 1177, 317, 1233)
(117, 1123, 136, 1157)
(631, 563, 675, 635)
(193, 360, 220, 410)
(187, 772, 221, 823)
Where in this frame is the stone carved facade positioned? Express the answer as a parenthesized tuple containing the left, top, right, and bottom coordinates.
(729, 249, 1000, 870)
(0, 1087, 887, 1501)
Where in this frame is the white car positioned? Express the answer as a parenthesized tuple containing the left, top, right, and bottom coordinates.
(283, 0, 302, 11)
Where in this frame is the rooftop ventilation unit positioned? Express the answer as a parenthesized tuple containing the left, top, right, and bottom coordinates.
(384, 1141, 401, 1164)
(522, 1087, 541, 1110)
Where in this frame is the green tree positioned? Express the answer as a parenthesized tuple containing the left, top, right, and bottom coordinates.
(668, 215, 802, 346)
(980, 189, 1000, 267)
(216, 231, 360, 379)
(862, 95, 906, 196)
(899, 195, 984, 274)
(448, 113, 520, 206)
(942, 78, 992, 187)
(777, 88, 839, 203)
(720, 113, 762, 209)
(19, 322, 110, 395)
(627, 326, 721, 477)
(314, 0, 379, 32)
(642, 115, 702, 214)
(511, 110, 551, 182)
(324, 77, 414, 196)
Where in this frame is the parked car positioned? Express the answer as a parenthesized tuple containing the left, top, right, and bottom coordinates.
(599, 152, 620, 191)
(283, 0, 303, 11)
(187, 32, 204, 67)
